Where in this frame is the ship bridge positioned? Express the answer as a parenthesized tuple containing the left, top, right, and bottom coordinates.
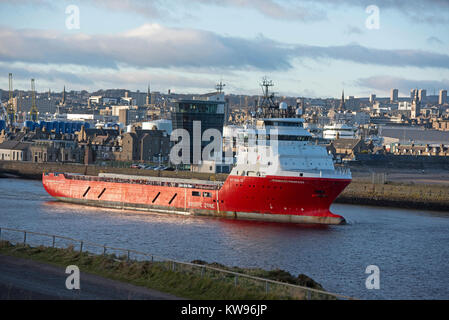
(231, 119, 350, 180)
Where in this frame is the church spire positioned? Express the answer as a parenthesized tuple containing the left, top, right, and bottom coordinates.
(146, 83, 151, 105)
(59, 85, 66, 108)
(338, 90, 345, 112)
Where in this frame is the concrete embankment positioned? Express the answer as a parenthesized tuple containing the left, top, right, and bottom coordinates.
(336, 181, 449, 212)
(2, 160, 449, 212)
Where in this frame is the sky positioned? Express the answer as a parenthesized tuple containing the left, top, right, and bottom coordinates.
(0, 0, 448, 98)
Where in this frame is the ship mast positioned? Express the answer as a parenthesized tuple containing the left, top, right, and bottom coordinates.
(260, 77, 276, 108)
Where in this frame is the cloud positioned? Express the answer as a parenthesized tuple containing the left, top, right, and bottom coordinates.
(293, 44, 449, 69)
(1, 25, 449, 73)
(192, 0, 325, 21)
(91, 0, 449, 24)
(356, 76, 449, 93)
(1, 0, 323, 21)
(0, 24, 294, 71)
(0, 61, 229, 92)
(80, 0, 165, 18)
(0, 0, 54, 8)
(427, 36, 444, 46)
(0, 63, 93, 85)
(304, 0, 449, 24)
(3, 0, 449, 23)
(345, 25, 364, 35)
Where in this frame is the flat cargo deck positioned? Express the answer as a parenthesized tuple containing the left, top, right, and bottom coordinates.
(98, 173, 224, 187)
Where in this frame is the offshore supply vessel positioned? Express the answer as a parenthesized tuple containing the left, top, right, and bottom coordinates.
(42, 116, 351, 225)
(42, 82, 352, 225)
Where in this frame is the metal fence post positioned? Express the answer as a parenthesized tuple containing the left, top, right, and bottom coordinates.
(52, 236, 55, 248)
(23, 231, 26, 245)
(265, 281, 269, 294)
(201, 266, 205, 278)
(127, 250, 130, 262)
(306, 290, 311, 300)
(234, 275, 238, 287)
(103, 246, 106, 256)
(79, 241, 83, 253)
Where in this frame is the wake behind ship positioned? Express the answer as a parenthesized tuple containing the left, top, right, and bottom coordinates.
(43, 117, 352, 225)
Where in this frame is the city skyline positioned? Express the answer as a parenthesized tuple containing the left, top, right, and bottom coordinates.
(0, 0, 448, 98)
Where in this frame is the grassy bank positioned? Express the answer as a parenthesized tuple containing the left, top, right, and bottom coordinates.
(0, 240, 331, 300)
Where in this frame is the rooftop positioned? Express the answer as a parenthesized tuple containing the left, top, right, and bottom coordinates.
(0, 140, 31, 150)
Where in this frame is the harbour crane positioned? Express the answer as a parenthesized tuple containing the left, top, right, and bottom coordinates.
(6, 73, 15, 126)
(1, 103, 8, 121)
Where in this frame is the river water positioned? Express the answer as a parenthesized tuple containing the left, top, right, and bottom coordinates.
(0, 178, 448, 300)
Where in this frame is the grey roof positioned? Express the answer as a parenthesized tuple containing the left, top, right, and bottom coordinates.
(332, 138, 362, 149)
(0, 141, 31, 150)
(85, 128, 120, 136)
(381, 126, 449, 145)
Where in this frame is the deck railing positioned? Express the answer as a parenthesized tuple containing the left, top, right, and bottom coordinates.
(46, 172, 222, 190)
(0, 226, 355, 300)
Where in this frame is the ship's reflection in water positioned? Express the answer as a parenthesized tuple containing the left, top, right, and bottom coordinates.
(1, 178, 448, 300)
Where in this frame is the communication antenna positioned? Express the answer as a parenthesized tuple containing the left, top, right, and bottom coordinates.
(216, 80, 226, 93)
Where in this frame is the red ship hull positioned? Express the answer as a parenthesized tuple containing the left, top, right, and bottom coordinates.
(42, 173, 351, 225)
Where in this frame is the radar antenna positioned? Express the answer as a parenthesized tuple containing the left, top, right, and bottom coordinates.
(260, 77, 276, 108)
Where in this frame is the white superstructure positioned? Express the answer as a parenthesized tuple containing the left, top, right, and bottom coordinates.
(323, 123, 356, 140)
(228, 118, 351, 180)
